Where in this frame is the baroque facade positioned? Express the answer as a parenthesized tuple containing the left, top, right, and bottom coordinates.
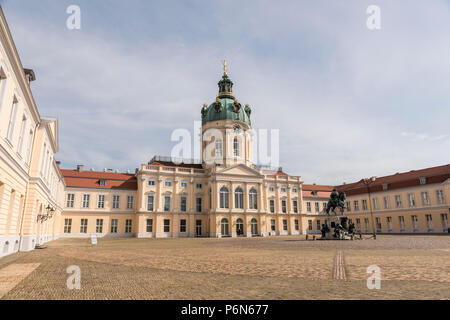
(0, 6, 449, 258)
(60, 70, 305, 238)
(0, 7, 64, 258)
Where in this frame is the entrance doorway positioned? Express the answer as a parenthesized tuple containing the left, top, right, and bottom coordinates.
(236, 218, 244, 236)
(196, 220, 202, 237)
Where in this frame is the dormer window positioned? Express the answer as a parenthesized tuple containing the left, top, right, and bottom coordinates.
(99, 179, 106, 187)
(382, 183, 388, 191)
(419, 177, 426, 185)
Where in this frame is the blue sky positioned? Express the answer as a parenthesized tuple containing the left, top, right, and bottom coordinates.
(1, 0, 449, 184)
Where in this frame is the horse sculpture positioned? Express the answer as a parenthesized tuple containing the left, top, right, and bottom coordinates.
(326, 188, 347, 215)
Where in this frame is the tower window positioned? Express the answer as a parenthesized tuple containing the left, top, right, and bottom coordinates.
(233, 138, 239, 157)
(215, 138, 222, 157)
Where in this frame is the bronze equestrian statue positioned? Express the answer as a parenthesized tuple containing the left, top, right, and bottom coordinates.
(326, 188, 347, 215)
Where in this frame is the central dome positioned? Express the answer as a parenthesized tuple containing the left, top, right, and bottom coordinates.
(201, 71, 252, 126)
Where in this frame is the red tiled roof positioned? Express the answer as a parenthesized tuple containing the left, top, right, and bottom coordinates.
(302, 190, 331, 199)
(60, 169, 137, 190)
(336, 164, 450, 196)
(302, 184, 334, 192)
(149, 161, 203, 169)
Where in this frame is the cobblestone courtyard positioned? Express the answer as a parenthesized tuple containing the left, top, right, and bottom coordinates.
(0, 235, 449, 300)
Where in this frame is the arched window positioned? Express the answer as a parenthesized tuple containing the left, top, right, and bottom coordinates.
(236, 218, 244, 236)
(235, 187, 243, 209)
(233, 137, 239, 156)
(249, 188, 258, 209)
(215, 138, 222, 157)
(221, 218, 229, 236)
(220, 186, 229, 209)
(251, 218, 258, 236)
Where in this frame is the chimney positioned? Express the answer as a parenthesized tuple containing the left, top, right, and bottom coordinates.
(77, 165, 84, 172)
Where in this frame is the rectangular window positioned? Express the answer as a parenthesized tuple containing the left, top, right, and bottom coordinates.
(293, 200, 298, 213)
(295, 219, 299, 231)
(364, 218, 369, 231)
(283, 219, 288, 231)
(386, 217, 392, 231)
(112, 195, 120, 209)
(346, 201, 351, 212)
(426, 214, 433, 230)
(148, 180, 155, 186)
(181, 182, 187, 188)
(165, 181, 172, 187)
(127, 195, 134, 209)
(164, 219, 170, 233)
(306, 202, 311, 212)
(6, 99, 19, 142)
(308, 220, 312, 231)
(411, 215, 418, 230)
(376, 218, 381, 231)
(17, 115, 27, 155)
(383, 196, 390, 209)
(270, 200, 275, 213)
(399, 216, 405, 231)
(64, 219, 72, 233)
(180, 196, 187, 212)
(372, 197, 378, 210)
(110, 219, 118, 233)
(316, 220, 321, 230)
(440, 214, 448, 230)
(97, 194, 105, 209)
(164, 196, 171, 212)
(196, 183, 202, 189)
(282, 200, 287, 213)
(147, 195, 154, 211)
(362, 199, 368, 211)
(82, 194, 90, 208)
(271, 219, 276, 231)
(66, 193, 75, 208)
(356, 218, 361, 230)
(146, 219, 153, 233)
(421, 191, 430, 206)
(180, 219, 187, 233)
(314, 202, 319, 212)
(96, 219, 103, 233)
(196, 197, 202, 213)
(436, 190, 445, 204)
(407, 193, 416, 207)
(353, 200, 359, 211)
(80, 219, 88, 233)
(395, 195, 402, 208)
(125, 219, 132, 233)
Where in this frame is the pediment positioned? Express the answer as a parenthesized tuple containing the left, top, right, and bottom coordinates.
(216, 164, 263, 177)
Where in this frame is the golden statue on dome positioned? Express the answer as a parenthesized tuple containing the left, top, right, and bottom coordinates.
(222, 60, 227, 76)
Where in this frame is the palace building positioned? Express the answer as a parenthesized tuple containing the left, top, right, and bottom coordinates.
(0, 6, 448, 258)
(59, 69, 305, 238)
(303, 165, 449, 235)
(0, 7, 65, 258)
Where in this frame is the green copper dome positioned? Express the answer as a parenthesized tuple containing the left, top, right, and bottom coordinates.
(201, 73, 252, 126)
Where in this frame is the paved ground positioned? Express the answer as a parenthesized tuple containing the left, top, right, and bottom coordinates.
(0, 235, 449, 300)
